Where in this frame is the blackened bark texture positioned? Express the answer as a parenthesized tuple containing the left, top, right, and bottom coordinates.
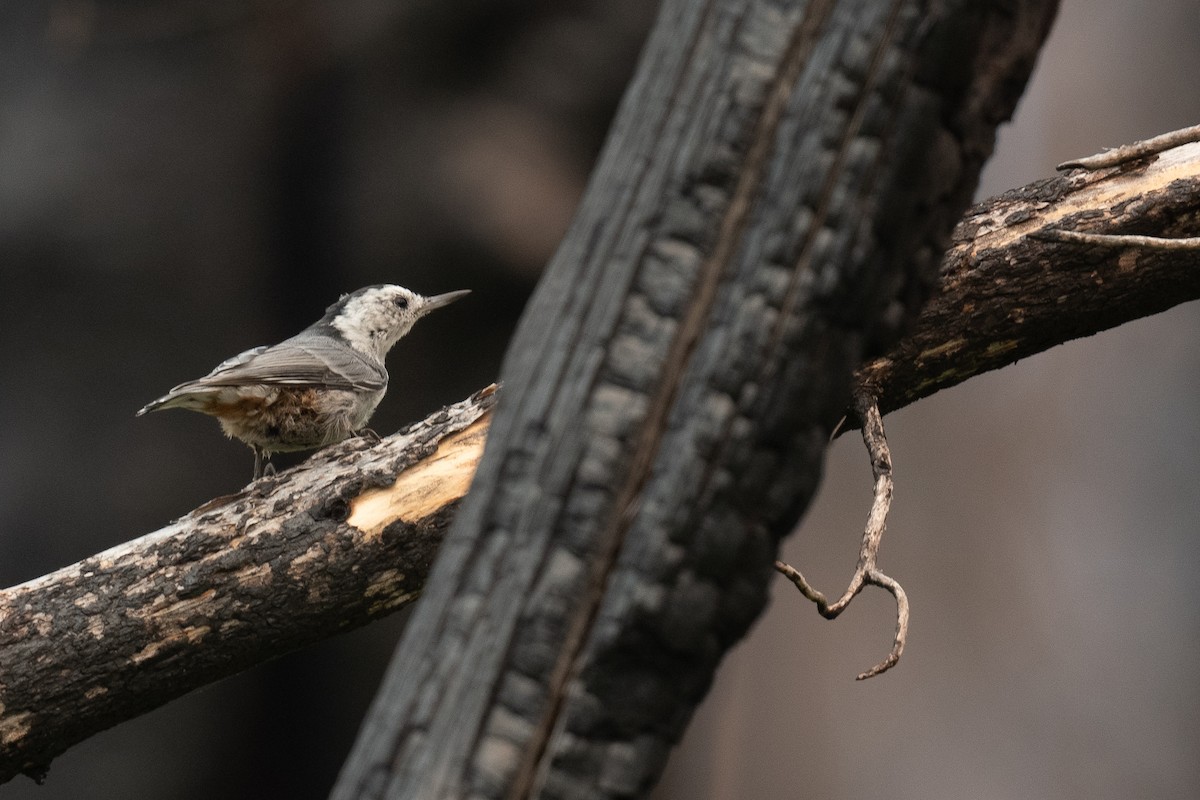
(0, 388, 495, 785)
(332, 2, 1059, 800)
(854, 140, 1200, 417)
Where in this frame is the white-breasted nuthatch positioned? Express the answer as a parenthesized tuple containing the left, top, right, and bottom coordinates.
(138, 284, 470, 479)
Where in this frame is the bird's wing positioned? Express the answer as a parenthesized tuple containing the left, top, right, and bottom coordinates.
(177, 335, 387, 393)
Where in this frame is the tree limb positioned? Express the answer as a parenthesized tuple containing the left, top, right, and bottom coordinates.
(855, 136, 1200, 421)
(0, 387, 495, 785)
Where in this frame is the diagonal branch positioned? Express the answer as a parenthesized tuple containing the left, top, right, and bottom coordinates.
(0, 387, 495, 785)
(853, 132, 1200, 424)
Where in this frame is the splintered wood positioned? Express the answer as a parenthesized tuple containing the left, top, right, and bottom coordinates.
(349, 416, 490, 535)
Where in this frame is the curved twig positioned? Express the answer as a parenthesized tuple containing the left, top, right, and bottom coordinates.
(775, 395, 909, 680)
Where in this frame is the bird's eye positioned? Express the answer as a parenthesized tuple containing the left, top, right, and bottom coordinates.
(394, 296, 409, 309)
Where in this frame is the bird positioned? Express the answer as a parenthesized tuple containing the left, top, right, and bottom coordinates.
(137, 284, 470, 480)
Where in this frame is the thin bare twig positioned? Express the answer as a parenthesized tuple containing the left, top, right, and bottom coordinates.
(1056, 123, 1200, 171)
(1032, 228, 1200, 251)
(775, 395, 909, 680)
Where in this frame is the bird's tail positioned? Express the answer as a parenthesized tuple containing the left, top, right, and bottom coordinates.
(136, 386, 213, 416)
(136, 396, 169, 416)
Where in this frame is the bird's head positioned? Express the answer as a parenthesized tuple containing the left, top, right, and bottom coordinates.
(321, 284, 470, 359)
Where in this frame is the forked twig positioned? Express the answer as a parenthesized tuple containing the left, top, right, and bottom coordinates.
(775, 395, 908, 680)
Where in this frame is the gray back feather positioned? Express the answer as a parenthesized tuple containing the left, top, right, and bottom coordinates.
(170, 332, 387, 395)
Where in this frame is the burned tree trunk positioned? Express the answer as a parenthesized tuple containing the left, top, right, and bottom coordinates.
(332, 2, 1061, 799)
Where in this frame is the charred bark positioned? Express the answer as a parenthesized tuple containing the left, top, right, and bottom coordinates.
(331, 2, 1061, 799)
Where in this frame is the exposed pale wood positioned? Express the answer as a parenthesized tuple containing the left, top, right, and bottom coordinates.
(348, 416, 490, 534)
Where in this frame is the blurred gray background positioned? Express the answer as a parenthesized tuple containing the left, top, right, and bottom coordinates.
(1, 1, 1197, 798)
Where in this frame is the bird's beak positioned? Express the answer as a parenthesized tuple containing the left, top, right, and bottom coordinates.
(421, 289, 471, 313)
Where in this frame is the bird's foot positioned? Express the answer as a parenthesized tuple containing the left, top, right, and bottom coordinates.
(252, 446, 276, 480)
(356, 428, 382, 444)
